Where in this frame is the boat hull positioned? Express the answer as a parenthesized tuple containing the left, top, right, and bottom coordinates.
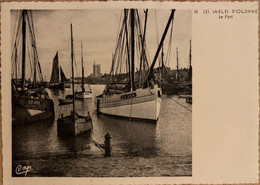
(96, 86, 161, 121)
(48, 83, 65, 91)
(12, 96, 55, 125)
(58, 98, 73, 105)
(57, 114, 93, 136)
(64, 83, 71, 88)
(75, 91, 92, 99)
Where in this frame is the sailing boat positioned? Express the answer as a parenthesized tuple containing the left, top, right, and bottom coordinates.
(75, 42, 92, 99)
(57, 24, 93, 136)
(48, 52, 68, 91)
(185, 40, 192, 104)
(95, 9, 175, 122)
(161, 47, 183, 95)
(12, 10, 55, 124)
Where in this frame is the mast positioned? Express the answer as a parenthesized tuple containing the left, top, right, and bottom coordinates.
(21, 10, 26, 93)
(123, 9, 131, 91)
(14, 43, 18, 82)
(144, 9, 175, 86)
(93, 61, 96, 78)
(33, 49, 37, 85)
(161, 44, 164, 85)
(70, 24, 75, 116)
(130, 9, 135, 91)
(176, 47, 179, 83)
(138, 9, 148, 88)
(27, 11, 44, 83)
(189, 40, 192, 82)
(81, 41, 85, 92)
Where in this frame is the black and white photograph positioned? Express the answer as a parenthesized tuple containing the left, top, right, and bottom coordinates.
(11, 8, 192, 177)
(2, 1, 259, 184)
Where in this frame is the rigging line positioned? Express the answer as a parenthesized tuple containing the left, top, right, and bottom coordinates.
(124, 9, 131, 86)
(166, 18, 174, 68)
(115, 22, 125, 75)
(136, 36, 142, 85)
(11, 11, 20, 48)
(73, 54, 78, 77)
(138, 12, 149, 70)
(136, 11, 144, 87)
(16, 46, 21, 79)
(168, 96, 192, 112)
(12, 42, 19, 78)
(11, 19, 18, 65)
(29, 11, 44, 82)
(154, 10, 159, 46)
(12, 11, 22, 58)
(26, 13, 36, 79)
(27, 45, 34, 79)
(115, 42, 121, 75)
(122, 37, 127, 74)
(13, 30, 22, 71)
(110, 54, 115, 76)
(112, 9, 124, 59)
(118, 31, 126, 75)
(113, 22, 123, 75)
(11, 22, 21, 77)
(115, 10, 123, 46)
(114, 14, 126, 75)
(26, 11, 42, 83)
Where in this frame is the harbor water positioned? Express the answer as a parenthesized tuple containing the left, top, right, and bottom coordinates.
(12, 84, 192, 177)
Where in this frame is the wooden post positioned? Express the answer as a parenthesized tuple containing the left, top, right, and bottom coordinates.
(104, 133, 112, 157)
(96, 99, 100, 115)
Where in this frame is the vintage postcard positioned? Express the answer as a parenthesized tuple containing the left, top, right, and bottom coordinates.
(1, 1, 258, 185)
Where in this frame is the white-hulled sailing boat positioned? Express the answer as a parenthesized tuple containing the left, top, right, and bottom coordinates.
(57, 24, 93, 136)
(96, 9, 175, 122)
(75, 42, 92, 99)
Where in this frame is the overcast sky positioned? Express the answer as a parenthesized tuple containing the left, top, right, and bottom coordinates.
(11, 9, 191, 81)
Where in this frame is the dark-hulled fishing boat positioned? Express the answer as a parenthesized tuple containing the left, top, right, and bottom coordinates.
(12, 10, 54, 125)
(57, 24, 93, 136)
(161, 41, 192, 96)
(48, 52, 68, 91)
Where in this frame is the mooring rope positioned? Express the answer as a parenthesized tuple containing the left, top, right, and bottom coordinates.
(169, 96, 192, 112)
(86, 136, 104, 155)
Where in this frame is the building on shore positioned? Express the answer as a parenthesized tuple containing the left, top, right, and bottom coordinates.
(93, 61, 101, 77)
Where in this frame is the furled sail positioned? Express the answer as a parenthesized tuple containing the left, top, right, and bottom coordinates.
(50, 52, 59, 83)
(60, 67, 67, 83)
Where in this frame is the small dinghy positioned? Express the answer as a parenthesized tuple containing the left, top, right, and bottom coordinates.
(58, 98, 73, 105)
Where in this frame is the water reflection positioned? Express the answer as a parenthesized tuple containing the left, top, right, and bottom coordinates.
(57, 131, 93, 155)
(12, 119, 55, 160)
(95, 115, 158, 157)
(13, 84, 191, 161)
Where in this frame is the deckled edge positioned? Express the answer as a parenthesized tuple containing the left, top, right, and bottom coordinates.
(1, 2, 3, 185)
(0, 1, 259, 185)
